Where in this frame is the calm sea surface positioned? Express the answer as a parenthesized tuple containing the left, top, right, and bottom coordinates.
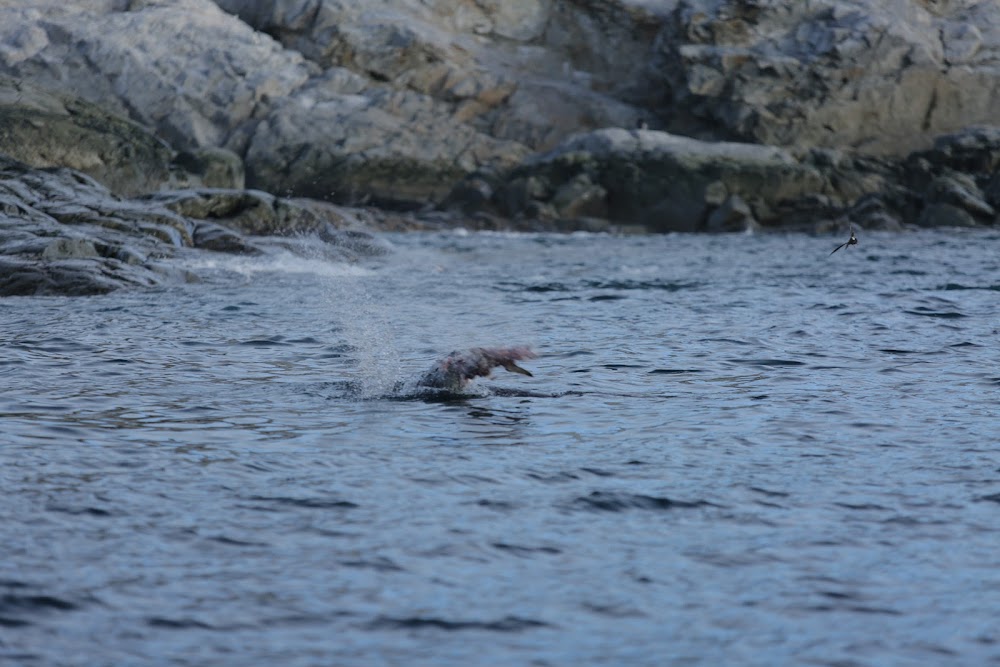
(2, 229, 999, 666)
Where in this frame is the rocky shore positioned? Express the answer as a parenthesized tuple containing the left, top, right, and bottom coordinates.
(1, 0, 999, 294)
(451, 124, 1000, 233)
(0, 151, 389, 296)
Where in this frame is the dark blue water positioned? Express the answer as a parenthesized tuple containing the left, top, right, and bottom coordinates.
(2, 230, 999, 666)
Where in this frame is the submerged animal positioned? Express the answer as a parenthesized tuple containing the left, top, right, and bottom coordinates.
(418, 346, 537, 392)
(830, 224, 858, 255)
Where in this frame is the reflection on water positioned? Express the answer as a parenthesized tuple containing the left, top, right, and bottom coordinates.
(2, 229, 1000, 666)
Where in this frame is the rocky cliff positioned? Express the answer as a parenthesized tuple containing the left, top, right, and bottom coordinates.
(0, 0, 998, 240)
(659, 0, 1000, 154)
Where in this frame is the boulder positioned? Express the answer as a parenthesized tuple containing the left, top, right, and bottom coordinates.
(926, 173, 994, 219)
(839, 195, 904, 232)
(442, 176, 496, 215)
(905, 126, 1000, 226)
(472, 125, 1000, 231)
(146, 187, 390, 255)
(917, 202, 979, 228)
(191, 222, 261, 255)
(0, 156, 190, 295)
(0, 256, 162, 297)
(0, 77, 174, 197)
(491, 128, 829, 232)
(550, 174, 608, 220)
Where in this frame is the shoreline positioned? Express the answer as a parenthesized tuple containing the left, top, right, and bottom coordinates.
(2, 1, 999, 294)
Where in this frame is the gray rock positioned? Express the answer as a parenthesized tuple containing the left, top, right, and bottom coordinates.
(0, 77, 174, 197)
(983, 173, 1000, 214)
(240, 74, 527, 208)
(902, 126, 1000, 225)
(0, 0, 313, 151)
(495, 128, 827, 232)
(0, 156, 388, 296)
(216, 0, 662, 150)
(917, 202, 979, 228)
(147, 188, 392, 256)
(705, 194, 758, 233)
(0, 256, 160, 297)
(927, 174, 995, 219)
(0, 77, 249, 197)
(41, 238, 99, 260)
(482, 124, 1000, 230)
(191, 222, 261, 255)
(0, 155, 192, 295)
(908, 126, 1000, 176)
(657, 0, 1000, 156)
(443, 176, 496, 215)
(497, 175, 552, 218)
(551, 174, 608, 220)
(171, 147, 246, 190)
(0, 0, 660, 205)
(843, 195, 904, 232)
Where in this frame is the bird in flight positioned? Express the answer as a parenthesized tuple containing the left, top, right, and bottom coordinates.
(830, 225, 857, 255)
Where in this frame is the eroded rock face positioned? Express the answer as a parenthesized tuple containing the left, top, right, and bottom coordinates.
(0, 77, 245, 196)
(212, 0, 667, 206)
(0, 78, 174, 197)
(0, 0, 313, 151)
(657, 0, 1000, 155)
(0, 156, 386, 296)
(0, 0, 664, 206)
(215, 0, 664, 149)
(239, 71, 528, 208)
(904, 126, 1000, 228)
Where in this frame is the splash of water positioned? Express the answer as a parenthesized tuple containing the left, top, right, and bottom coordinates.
(324, 273, 402, 399)
(183, 238, 400, 397)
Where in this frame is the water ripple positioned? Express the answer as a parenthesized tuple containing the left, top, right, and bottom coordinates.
(572, 491, 716, 512)
(368, 615, 551, 632)
(3, 229, 999, 666)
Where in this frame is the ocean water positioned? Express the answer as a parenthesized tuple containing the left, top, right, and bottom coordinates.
(2, 229, 999, 666)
